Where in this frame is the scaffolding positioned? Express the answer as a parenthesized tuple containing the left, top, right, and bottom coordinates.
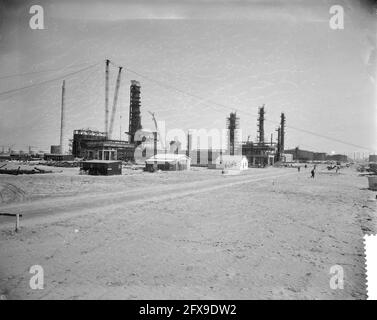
(257, 104, 265, 145)
(128, 80, 142, 143)
(226, 112, 240, 156)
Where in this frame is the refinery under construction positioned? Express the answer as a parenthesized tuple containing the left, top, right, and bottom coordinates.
(1, 0, 377, 303)
(0, 60, 376, 300)
(0, 58, 355, 175)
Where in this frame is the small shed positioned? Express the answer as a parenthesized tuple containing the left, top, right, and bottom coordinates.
(81, 160, 122, 175)
(210, 155, 248, 170)
(145, 153, 191, 172)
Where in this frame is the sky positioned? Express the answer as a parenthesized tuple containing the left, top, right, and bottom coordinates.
(0, 0, 376, 155)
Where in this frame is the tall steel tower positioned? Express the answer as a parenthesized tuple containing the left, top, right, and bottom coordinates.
(226, 112, 240, 156)
(128, 80, 142, 143)
(257, 104, 265, 145)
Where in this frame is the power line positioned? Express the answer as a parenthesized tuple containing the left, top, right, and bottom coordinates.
(118, 64, 374, 152)
(0, 61, 99, 80)
(0, 62, 100, 98)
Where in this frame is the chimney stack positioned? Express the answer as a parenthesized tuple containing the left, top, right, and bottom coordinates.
(60, 80, 65, 154)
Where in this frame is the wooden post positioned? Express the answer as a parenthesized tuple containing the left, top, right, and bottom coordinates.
(15, 213, 20, 232)
(0, 213, 23, 232)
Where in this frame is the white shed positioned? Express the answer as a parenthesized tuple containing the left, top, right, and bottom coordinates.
(145, 153, 191, 172)
(211, 155, 248, 170)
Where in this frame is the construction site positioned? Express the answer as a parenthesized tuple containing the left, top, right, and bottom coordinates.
(0, 56, 376, 300)
(1, 59, 338, 174)
(67, 60, 292, 170)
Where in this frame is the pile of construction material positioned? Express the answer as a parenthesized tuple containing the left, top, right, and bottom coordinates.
(0, 166, 52, 175)
(0, 163, 53, 175)
(39, 161, 80, 168)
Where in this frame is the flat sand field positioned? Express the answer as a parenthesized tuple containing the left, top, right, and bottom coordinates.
(0, 164, 376, 299)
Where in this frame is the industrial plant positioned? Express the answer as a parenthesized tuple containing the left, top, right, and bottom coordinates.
(27, 59, 293, 174)
(0, 59, 363, 176)
(1, 0, 376, 303)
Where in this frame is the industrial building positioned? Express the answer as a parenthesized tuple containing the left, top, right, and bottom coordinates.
(187, 106, 286, 168)
(72, 74, 147, 162)
(326, 154, 348, 163)
(285, 147, 348, 163)
(72, 129, 134, 161)
(285, 148, 318, 162)
(241, 106, 286, 167)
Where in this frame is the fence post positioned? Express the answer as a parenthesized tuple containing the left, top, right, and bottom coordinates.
(15, 213, 20, 232)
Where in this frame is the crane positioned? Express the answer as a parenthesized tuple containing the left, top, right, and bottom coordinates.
(148, 111, 165, 150)
(108, 66, 123, 139)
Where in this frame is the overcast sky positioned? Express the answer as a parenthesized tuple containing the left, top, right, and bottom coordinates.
(0, 0, 376, 154)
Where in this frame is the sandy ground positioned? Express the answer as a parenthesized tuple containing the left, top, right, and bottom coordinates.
(0, 165, 376, 299)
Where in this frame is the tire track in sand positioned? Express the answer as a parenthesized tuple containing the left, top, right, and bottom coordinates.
(0, 170, 296, 228)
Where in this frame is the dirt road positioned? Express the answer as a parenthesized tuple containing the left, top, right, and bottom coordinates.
(0, 169, 294, 225)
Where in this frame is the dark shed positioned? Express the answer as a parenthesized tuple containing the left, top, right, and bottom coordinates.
(81, 160, 122, 176)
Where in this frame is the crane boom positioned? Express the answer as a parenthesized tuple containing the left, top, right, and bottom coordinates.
(109, 66, 122, 138)
(148, 111, 164, 149)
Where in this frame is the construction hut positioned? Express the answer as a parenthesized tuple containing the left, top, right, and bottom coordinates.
(145, 154, 191, 172)
(210, 155, 248, 170)
(81, 160, 122, 175)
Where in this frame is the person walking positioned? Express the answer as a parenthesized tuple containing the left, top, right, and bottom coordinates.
(311, 167, 315, 178)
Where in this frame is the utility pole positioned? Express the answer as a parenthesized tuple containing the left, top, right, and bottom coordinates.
(60, 80, 65, 154)
(105, 59, 110, 138)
